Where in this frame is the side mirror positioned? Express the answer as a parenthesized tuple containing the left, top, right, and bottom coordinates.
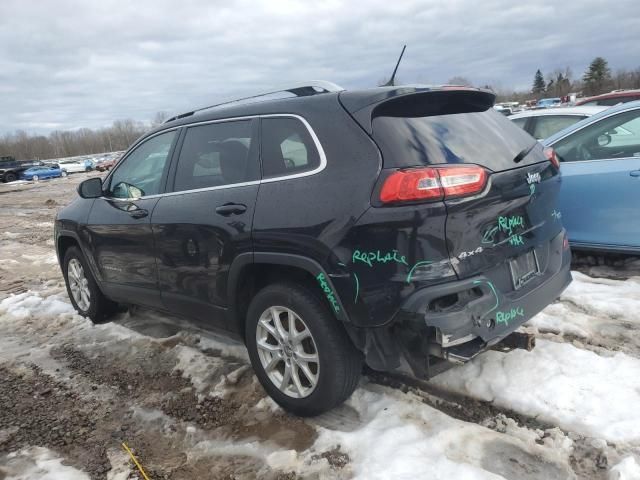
(77, 177, 103, 199)
(597, 133, 612, 147)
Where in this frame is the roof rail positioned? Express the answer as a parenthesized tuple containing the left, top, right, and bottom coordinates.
(164, 80, 344, 123)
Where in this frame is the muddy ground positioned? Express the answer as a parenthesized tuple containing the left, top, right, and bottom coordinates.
(0, 173, 638, 479)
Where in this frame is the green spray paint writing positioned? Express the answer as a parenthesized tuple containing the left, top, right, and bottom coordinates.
(497, 215, 525, 236)
(352, 249, 408, 268)
(316, 272, 340, 314)
(495, 307, 525, 326)
(508, 234, 525, 246)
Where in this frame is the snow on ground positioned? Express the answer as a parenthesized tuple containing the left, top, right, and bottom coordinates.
(609, 457, 640, 480)
(528, 272, 640, 353)
(1, 447, 90, 480)
(313, 385, 575, 480)
(432, 340, 640, 443)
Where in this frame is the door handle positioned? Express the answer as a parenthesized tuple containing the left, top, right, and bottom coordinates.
(630, 170, 640, 177)
(129, 209, 148, 219)
(215, 203, 247, 216)
(125, 204, 148, 218)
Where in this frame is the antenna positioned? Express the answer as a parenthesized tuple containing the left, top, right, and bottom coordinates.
(383, 45, 406, 87)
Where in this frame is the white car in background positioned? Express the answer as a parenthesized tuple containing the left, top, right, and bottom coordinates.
(509, 105, 607, 140)
(59, 158, 94, 173)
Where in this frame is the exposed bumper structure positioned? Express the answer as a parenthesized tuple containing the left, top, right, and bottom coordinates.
(359, 231, 572, 379)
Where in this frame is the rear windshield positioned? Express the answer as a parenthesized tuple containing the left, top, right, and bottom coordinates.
(372, 108, 538, 171)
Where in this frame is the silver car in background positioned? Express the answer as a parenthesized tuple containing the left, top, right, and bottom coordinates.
(510, 106, 607, 140)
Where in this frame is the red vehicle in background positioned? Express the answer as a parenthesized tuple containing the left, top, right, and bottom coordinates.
(95, 158, 117, 172)
(576, 89, 640, 106)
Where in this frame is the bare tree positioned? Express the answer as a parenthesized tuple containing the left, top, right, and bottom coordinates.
(447, 76, 472, 86)
(0, 119, 149, 160)
(152, 111, 169, 127)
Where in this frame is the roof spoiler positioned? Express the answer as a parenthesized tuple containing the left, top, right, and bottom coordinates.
(339, 87, 496, 134)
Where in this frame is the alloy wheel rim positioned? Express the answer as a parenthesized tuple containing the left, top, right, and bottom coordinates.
(256, 306, 320, 398)
(68, 258, 91, 311)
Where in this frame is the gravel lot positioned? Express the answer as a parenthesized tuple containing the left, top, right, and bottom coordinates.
(1, 173, 639, 479)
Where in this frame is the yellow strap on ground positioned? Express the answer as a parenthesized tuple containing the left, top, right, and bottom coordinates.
(121, 442, 151, 480)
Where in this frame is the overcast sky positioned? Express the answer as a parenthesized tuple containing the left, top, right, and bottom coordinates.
(1, 0, 638, 134)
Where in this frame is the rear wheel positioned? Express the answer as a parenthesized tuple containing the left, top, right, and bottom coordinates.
(5, 172, 17, 182)
(61, 170, 67, 177)
(32, 175, 39, 182)
(63, 246, 117, 323)
(246, 282, 362, 416)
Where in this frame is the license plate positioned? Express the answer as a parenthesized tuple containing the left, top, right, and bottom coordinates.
(509, 249, 539, 290)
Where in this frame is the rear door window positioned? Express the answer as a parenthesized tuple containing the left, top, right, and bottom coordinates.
(260, 117, 320, 178)
(531, 115, 586, 140)
(172, 120, 258, 192)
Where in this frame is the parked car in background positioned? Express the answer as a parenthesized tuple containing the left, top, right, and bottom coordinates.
(59, 158, 94, 173)
(95, 157, 117, 172)
(509, 106, 607, 140)
(55, 81, 571, 416)
(20, 165, 66, 181)
(576, 89, 640, 107)
(0, 156, 44, 182)
(536, 98, 562, 109)
(493, 104, 512, 116)
(544, 100, 640, 253)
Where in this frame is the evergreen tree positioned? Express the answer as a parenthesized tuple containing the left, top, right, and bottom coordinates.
(583, 57, 612, 96)
(532, 69, 546, 94)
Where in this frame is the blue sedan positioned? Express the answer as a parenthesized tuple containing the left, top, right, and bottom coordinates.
(544, 100, 640, 253)
(20, 165, 67, 181)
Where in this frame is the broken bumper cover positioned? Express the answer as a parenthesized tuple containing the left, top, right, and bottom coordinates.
(392, 237, 572, 376)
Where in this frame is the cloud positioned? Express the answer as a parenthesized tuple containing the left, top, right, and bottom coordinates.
(1, 0, 638, 133)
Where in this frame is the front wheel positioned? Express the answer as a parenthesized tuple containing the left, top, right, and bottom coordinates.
(63, 246, 117, 323)
(32, 175, 39, 182)
(61, 170, 67, 177)
(246, 282, 362, 416)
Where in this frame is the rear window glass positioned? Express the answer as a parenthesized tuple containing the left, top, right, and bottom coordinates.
(372, 108, 537, 170)
(261, 117, 320, 178)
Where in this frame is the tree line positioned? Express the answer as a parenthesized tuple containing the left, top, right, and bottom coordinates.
(4, 57, 639, 160)
(449, 57, 640, 103)
(518, 57, 638, 102)
(1, 112, 168, 161)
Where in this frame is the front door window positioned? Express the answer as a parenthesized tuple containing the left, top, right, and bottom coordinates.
(108, 131, 177, 198)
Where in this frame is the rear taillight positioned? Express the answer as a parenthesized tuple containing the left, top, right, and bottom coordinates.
(379, 165, 487, 204)
(544, 147, 560, 169)
(437, 166, 488, 198)
(380, 168, 442, 203)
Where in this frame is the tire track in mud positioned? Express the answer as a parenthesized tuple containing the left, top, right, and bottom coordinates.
(45, 342, 320, 475)
(366, 368, 615, 480)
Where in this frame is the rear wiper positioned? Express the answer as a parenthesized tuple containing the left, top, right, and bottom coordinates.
(512, 142, 537, 164)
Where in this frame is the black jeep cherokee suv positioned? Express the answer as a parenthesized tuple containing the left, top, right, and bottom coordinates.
(55, 82, 572, 416)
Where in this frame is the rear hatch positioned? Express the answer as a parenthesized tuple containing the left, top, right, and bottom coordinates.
(341, 88, 563, 282)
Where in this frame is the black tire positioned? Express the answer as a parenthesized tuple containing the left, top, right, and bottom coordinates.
(62, 246, 117, 323)
(246, 282, 362, 416)
(4, 172, 17, 183)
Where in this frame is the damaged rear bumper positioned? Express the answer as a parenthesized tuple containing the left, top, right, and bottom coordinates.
(358, 232, 572, 379)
